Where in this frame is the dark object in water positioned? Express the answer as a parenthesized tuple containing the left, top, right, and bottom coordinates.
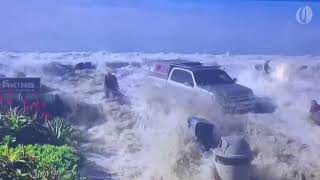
(299, 65, 308, 71)
(310, 100, 320, 114)
(75, 62, 96, 70)
(310, 100, 320, 125)
(263, 60, 271, 74)
(187, 117, 253, 180)
(104, 73, 120, 98)
(214, 136, 252, 180)
(103, 73, 128, 104)
(188, 117, 221, 151)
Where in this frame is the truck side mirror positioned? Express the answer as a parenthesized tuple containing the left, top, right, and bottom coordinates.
(233, 78, 237, 83)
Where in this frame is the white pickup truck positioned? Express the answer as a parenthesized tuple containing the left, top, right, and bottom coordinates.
(148, 60, 255, 114)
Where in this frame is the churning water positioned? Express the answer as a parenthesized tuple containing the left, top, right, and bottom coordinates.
(1, 52, 320, 180)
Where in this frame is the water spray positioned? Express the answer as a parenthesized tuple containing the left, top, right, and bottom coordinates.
(188, 117, 253, 180)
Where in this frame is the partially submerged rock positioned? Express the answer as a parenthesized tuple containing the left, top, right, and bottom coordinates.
(75, 62, 96, 70)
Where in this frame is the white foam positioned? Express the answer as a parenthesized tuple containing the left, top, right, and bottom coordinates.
(2, 52, 320, 179)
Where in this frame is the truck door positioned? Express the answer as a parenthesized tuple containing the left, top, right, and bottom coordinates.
(167, 68, 196, 106)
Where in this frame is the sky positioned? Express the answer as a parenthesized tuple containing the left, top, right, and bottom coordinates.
(0, 0, 319, 55)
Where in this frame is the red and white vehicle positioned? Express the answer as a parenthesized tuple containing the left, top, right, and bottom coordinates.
(147, 59, 255, 114)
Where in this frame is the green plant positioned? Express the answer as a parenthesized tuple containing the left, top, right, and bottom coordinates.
(36, 165, 60, 180)
(0, 145, 36, 179)
(35, 145, 79, 179)
(46, 117, 76, 146)
(1, 135, 16, 147)
(0, 156, 36, 179)
(5, 107, 33, 132)
(0, 145, 79, 180)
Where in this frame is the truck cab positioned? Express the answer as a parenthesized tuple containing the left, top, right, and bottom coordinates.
(148, 60, 255, 114)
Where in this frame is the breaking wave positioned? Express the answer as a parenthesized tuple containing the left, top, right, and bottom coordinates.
(1, 52, 320, 179)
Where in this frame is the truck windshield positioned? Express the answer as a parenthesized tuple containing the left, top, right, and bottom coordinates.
(193, 69, 233, 85)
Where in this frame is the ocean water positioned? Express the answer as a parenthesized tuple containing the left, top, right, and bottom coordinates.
(1, 52, 320, 180)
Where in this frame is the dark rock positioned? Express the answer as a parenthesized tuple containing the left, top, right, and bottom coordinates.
(75, 62, 96, 70)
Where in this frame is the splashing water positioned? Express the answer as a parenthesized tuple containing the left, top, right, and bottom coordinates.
(1, 52, 320, 180)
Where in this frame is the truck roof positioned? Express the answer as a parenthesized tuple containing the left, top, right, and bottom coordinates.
(152, 59, 203, 67)
(149, 59, 221, 79)
(189, 65, 222, 71)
